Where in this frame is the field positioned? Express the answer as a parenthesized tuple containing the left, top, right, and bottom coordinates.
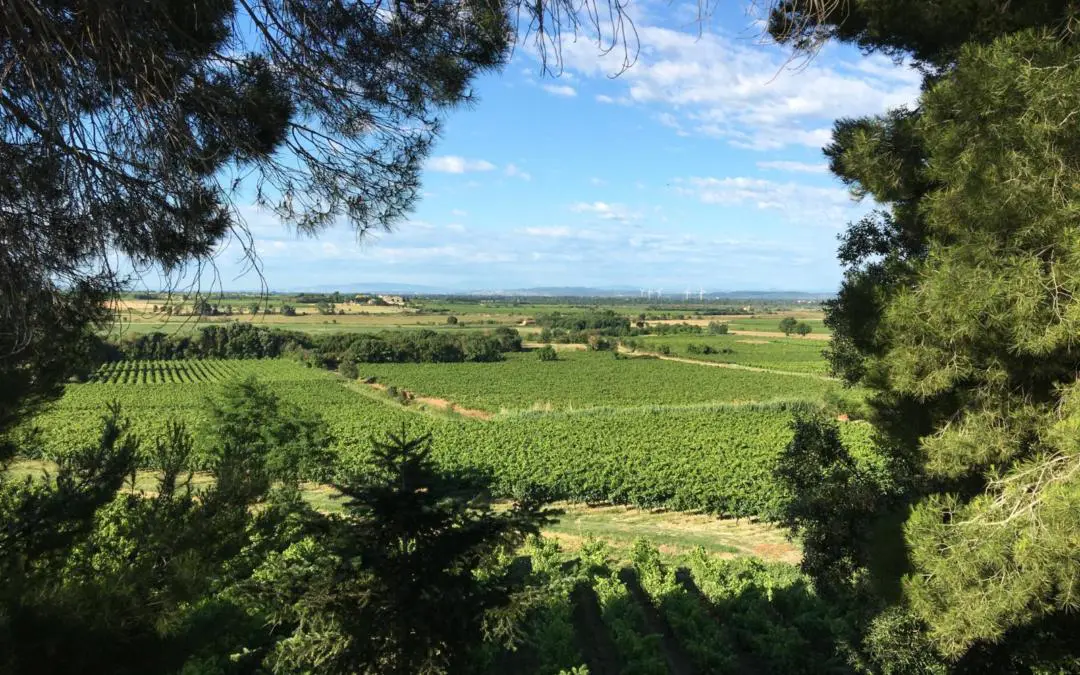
(355, 350, 846, 413)
(21, 357, 873, 520)
(106, 294, 827, 339)
(14, 301, 870, 672)
(634, 334, 831, 374)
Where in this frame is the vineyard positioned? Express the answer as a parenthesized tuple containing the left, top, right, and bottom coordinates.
(23, 358, 875, 519)
(635, 335, 831, 375)
(470, 536, 850, 674)
(88, 359, 243, 384)
(355, 350, 849, 413)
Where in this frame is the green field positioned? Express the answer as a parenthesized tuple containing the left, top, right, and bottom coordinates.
(635, 334, 831, 374)
(356, 349, 844, 412)
(21, 358, 873, 519)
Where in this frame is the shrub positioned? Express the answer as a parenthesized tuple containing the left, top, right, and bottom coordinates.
(338, 359, 359, 380)
(537, 345, 558, 361)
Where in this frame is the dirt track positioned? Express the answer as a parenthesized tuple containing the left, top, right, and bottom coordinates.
(359, 380, 493, 420)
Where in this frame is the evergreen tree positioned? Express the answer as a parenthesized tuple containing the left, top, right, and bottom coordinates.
(771, 2, 1080, 667)
(242, 428, 556, 674)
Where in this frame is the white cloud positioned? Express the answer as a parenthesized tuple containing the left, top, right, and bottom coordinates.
(589, 177, 608, 186)
(570, 201, 642, 223)
(451, 209, 468, 217)
(542, 83, 577, 97)
(550, 24, 921, 150)
(446, 223, 466, 232)
(756, 160, 829, 174)
(505, 163, 532, 181)
(523, 226, 573, 238)
(673, 175, 860, 227)
(426, 156, 497, 173)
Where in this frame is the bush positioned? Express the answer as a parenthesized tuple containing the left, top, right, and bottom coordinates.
(779, 317, 798, 335)
(446, 315, 458, 325)
(707, 321, 729, 335)
(795, 322, 812, 336)
(338, 359, 359, 380)
(586, 335, 617, 352)
(281, 304, 297, 317)
(537, 345, 558, 361)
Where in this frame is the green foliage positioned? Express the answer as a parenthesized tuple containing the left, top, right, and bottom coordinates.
(204, 376, 336, 492)
(114, 322, 313, 360)
(316, 328, 520, 364)
(778, 317, 799, 336)
(707, 321, 729, 335)
(447, 314, 459, 325)
(0, 402, 304, 674)
(795, 322, 812, 336)
(773, 10, 1080, 667)
(246, 429, 556, 674)
(280, 303, 297, 317)
(774, 415, 900, 592)
(538, 345, 559, 361)
(338, 358, 359, 380)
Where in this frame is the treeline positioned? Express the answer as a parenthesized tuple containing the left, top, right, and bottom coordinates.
(107, 323, 524, 366)
(536, 310, 729, 343)
(112, 323, 313, 360)
(315, 327, 523, 367)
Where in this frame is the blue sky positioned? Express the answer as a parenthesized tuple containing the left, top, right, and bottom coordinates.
(207, 1, 920, 293)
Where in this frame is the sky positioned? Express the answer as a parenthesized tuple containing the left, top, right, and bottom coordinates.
(204, 1, 921, 293)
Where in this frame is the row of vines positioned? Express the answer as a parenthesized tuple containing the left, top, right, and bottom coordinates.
(89, 359, 241, 384)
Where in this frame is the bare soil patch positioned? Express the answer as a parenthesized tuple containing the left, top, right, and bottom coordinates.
(522, 341, 588, 351)
(361, 380, 493, 420)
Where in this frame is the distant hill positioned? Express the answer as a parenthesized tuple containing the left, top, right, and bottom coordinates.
(276, 282, 832, 300)
(298, 282, 447, 294)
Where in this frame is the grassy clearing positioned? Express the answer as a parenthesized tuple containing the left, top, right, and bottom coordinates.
(544, 503, 799, 564)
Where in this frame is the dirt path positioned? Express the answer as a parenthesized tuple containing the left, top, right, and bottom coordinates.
(617, 346, 836, 382)
(361, 381, 493, 420)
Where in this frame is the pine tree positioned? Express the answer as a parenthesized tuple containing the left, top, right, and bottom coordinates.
(770, 2, 1080, 667)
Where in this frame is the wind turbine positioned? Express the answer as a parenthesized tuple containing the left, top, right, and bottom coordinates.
(699, 288, 705, 302)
